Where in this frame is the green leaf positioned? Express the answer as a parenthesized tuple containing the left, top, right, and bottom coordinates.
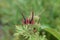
(44, 27, 60, 40)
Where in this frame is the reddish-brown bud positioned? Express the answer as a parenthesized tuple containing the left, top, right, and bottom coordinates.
(22, 18, 29, 24)
(29, 20, 35, 24)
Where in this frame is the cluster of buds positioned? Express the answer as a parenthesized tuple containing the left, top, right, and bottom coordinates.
(22, 11, 35, 25)
(21, 10, 40, 33)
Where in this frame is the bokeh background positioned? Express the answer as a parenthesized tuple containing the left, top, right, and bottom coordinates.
(0, 0, 60, 40)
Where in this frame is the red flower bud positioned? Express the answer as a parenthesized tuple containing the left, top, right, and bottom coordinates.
(29, 20, 35, 24)
(22, 18, 29, 24)
(25, 18, 29, 24)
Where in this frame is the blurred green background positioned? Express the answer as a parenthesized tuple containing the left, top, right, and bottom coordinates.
(0, 0, 60, 40)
